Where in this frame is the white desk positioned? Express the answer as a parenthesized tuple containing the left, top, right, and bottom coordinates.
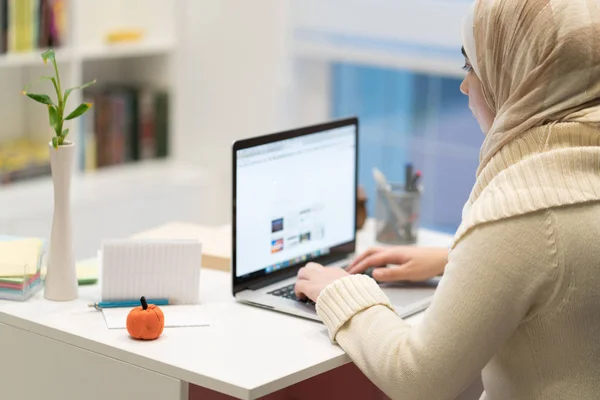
(0, 222, 454, 400)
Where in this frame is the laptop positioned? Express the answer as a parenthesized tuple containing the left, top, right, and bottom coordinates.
(232, 117, 436, 321)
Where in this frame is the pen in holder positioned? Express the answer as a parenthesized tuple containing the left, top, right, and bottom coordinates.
(375, 183, 422, 245)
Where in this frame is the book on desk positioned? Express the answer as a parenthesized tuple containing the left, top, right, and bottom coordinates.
(133, 222, 231, 271)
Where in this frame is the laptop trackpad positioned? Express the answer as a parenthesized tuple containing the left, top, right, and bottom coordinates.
(378, 280, 438, 307)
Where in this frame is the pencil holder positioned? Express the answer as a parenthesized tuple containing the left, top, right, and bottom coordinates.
(375, 184, 421, 245)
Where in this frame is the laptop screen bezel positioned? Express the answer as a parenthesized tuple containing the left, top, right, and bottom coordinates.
(232, 117, 359, 295)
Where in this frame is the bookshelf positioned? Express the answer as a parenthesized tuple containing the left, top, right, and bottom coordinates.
(80, 41, 174, 61)
(0, 48, 72, 67)
(0, 0, 176, 185)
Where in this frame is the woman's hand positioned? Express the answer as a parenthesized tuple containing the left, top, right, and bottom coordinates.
(294, 263, 349, 302)
(346, 246, 449, 282)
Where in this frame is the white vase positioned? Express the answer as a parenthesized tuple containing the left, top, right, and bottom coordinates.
(44, 141, 78, 301)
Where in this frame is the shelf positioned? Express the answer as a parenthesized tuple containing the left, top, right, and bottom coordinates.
(0, 41, 174, 69)
(0, 48, 73, 68)
(80, 40, 175, 61)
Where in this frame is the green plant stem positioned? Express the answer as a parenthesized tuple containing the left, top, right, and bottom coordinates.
(50, 78, 59, 103)
(51, 57, 64, 139)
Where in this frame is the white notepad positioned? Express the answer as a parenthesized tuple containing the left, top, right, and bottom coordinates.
(102, 305, 211, 329)
(101, 240, 202, 304)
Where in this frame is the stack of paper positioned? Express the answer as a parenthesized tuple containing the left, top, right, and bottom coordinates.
(101, 239, 202, 304)
(0, 236, 45, 301)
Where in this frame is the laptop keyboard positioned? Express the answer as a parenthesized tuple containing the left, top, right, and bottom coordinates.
(267, 264, 352, 305)
(268, 284, 315, 305)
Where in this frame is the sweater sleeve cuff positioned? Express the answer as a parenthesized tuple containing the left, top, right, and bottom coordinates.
(316, 274, 395, 342)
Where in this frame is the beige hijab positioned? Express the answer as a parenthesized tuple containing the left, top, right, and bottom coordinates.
(453, 0, 600, 247)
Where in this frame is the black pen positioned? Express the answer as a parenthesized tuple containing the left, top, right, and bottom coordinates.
(405, 163, 413, 192)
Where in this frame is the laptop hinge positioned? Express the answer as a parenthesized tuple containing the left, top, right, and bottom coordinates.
(247, 269, 297, 290)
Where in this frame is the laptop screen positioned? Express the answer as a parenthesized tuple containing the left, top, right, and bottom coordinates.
(234, 122, 357, 280)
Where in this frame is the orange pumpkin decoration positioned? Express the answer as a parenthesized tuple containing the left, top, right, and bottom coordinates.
(126, 296, 165, 340)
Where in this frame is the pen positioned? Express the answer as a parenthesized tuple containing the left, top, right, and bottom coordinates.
(88, 298, 170, 310)
(405, 163, 413, 192)
(410, 171, 422, 192)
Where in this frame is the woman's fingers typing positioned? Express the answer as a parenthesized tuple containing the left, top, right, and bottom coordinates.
(372, 265, 413, 282)
(297, 262, 320, 280)
(294, 279, 309, 300)
(346, 246, 449, 282)
(347, 247, 385, 274)
(349, 252, 392, 275)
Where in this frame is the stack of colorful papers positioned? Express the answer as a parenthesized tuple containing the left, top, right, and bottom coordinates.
(0, 236, 45, 301)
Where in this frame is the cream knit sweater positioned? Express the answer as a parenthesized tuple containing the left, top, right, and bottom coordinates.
(316, 124, 600, 400)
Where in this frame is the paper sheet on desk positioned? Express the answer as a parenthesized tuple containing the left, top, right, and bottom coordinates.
(102, 305, 211, 329)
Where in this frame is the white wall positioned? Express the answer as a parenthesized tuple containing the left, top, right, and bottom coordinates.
(171, 0, 474, 225)
(173, 0, 294, 224)
(291, 0, 468, 46)
(291, 0, 471, 77)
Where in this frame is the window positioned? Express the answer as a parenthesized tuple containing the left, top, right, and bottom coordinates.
(331, 64, 482, 233)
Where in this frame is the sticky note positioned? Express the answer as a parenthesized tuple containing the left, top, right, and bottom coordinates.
(0, 238, 44, 276)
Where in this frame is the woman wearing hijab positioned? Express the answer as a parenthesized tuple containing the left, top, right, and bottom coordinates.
(294, 0, 600, 398)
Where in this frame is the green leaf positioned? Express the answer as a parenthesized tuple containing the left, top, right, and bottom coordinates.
(24, 92, 55, 106)
(65, 102, 92, 120)
(41, 49, 55, 65)
(47, 105, 59, 130)
(51, 136, 59, 149)
(61, 128, 69, 138)
(22, 75, 54, 93)
(50, 77, 60, 100)
(64, 79, 96, 104)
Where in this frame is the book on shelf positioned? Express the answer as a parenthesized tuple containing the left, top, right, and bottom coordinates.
(0, 138, 50, 185)
(1, 0, 66, 54)
(79, 85, 170, 171)
(154, 91, 169, 158)
(0, 86, 169, 185)
(138, 89, 156, 160)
